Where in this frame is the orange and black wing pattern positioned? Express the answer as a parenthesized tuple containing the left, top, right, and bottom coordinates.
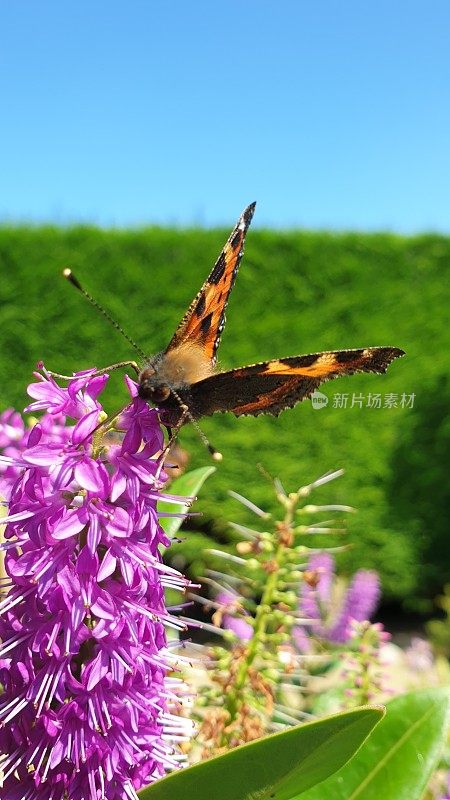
(189, 347, 405, 418)
(165, 202, 256, 365)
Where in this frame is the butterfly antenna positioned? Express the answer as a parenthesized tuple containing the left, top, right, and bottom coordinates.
(63, 268, 147, 361)
(64, 269, 222, 461)
(170, 388, 222, 462)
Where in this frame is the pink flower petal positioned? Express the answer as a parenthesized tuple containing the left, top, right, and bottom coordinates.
(27, 424, 42, 447)
(26, 380, 59, 401)
(72, 410, 101, 445)
(0, 510, 35, 524)
(87, 512, 101, 553)
(52, 508, 85, 540)
(107, 507, 132, 538)
(110, 470, 126, 502)
(122, 422, 141, 454)
(90, 594, 115, 621)
(85, 649, 109, 691)
(97, 549, 117, 581)
(22, 444, 65, 466)
(74, 458, 108, 494)
(86, 374, 109, 400)
(124, 375, 138, 397)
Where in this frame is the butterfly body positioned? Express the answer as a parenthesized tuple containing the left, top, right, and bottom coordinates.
(138, 344, 215, 425)
(136, 202, 404, 427)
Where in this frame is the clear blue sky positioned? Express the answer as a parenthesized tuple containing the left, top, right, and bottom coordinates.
(1, 1, 449, 231)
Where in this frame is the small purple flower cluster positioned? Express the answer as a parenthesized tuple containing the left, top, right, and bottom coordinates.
(215, 591, 253, 642)
(294, 553, 380, 650)
(0, 409, 26, 496)
(0, 368, 191, 800)
(327, 566, 380, 644)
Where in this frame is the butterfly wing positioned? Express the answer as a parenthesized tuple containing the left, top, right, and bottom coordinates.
(164, 202, 256, 365)
(188, 347, 405, 418)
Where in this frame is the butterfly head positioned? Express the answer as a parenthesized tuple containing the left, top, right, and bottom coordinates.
(138, 365, 171, 404)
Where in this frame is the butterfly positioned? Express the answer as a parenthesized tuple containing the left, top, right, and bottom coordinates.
(135, 202, 404, 429)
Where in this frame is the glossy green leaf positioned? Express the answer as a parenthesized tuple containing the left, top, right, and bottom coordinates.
(297, 688, 450, 799)
(158, 466, 216, 537)
(139, 706, 383, 800)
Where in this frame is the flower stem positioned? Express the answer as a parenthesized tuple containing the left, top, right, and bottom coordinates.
(223, 496, 296, 728)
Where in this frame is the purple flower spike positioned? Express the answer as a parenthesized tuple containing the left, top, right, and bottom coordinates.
(293, 552, 381, 651)
(216, 591, 253, 642)
(327, 569, 380, 644)
(295, 553, 335, 644)
(0, 409, 32, 498)
(0, 368, 192, 799)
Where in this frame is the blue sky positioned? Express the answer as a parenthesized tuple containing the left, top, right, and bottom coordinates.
(1, 1, 449, 231)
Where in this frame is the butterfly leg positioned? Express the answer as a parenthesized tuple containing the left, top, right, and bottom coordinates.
(48, 360, 141, 381)
(162, 404, 190, 451)
(90, 360, 141, 377)
(161, 402, 222, 462)
(155, 406, 191, 481)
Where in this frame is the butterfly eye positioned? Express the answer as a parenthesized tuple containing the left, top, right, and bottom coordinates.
(138, 372, 170, 402)
(152, 385, 171, 402)
(140, 365, 156, 379)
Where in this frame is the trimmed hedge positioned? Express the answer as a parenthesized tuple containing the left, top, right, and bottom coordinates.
(1, 223, 448, 604)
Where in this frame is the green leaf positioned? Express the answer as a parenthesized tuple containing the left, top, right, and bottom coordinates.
(158, 466, 216, 537)
(138, 706, 383, 800)
(297, 688, 450, 799)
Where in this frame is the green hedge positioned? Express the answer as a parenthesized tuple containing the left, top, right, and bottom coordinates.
(1, 224, 448, 604)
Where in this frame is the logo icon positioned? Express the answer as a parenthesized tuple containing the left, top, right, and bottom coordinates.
(311, 391, 329, 410)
